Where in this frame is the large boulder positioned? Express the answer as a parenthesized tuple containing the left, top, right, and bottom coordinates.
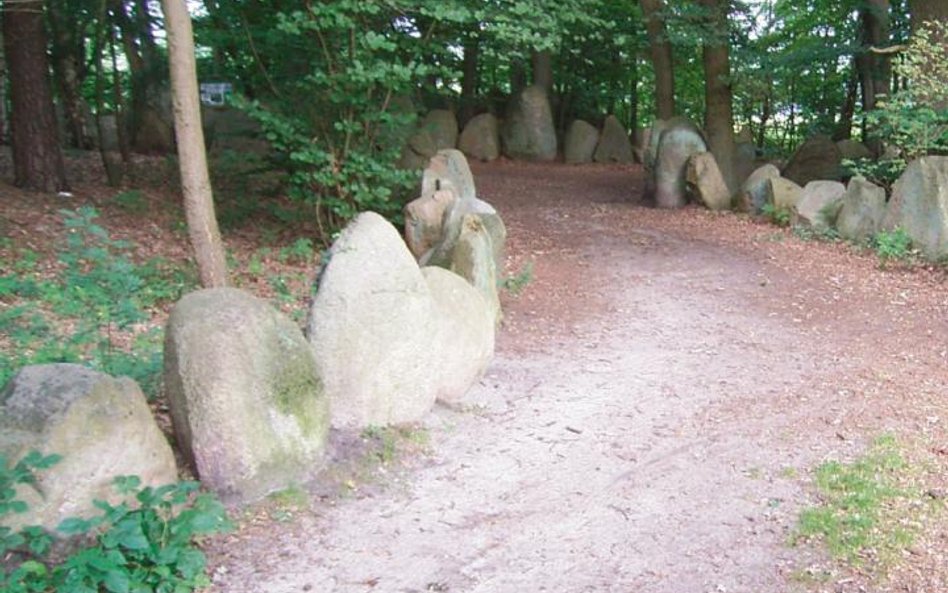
(643, 118, 669, 170)
(501, 85, 557, 161)
(737, 164, 781, 213)
(308, 212, 439, 428)
(685, 152, 731, 211)
(404, 189, 457, 260)
(734, 141, 757, 188)
(765, 177, 804, 211)
(782, 134, 843, 186)
(165, 288, 328, 504)
(424, 196, 506, 271)
(0, 364, 177, 530)
(420, 110, 459, 151)
(794, 181, 846, 230)
(837, 177, 887, 242)
(458, 113, 501, 162)
(882, 157, 948, 258)
(422, 267, 495, 403)
(593, 115, 634, 164)
(836, 139, 873, 161)
(653, 119, 707, 208)
(564, 120, 599, 164)
(421, 149, 476, 203)
(448, 214, 502, 324)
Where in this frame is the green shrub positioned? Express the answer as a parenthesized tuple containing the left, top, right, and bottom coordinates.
(872, 227, 913, 262)
(761, 202, 791, 227)
(2, 453, 232, 593)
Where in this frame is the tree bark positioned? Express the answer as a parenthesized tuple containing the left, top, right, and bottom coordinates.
(459, 33, 480, 129)
(857, 0, 891, 113)
(833, 69, 859, 141)
(698, 0, 737, 192)
(48, 0, 92, 149)
(531, 50, 553, 93)
(160, 0, 229, 287)
(2, 0, 68, 192)
(909, 0, 948, 32)
(640, 0, 676, 119)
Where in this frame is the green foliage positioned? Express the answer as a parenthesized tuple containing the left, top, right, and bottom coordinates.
(872, 227, 913, 263)
(0, 208, 194, 395)
(278, 238, 315, 264)
(2, 454, 232, 593)
(761, 202, 792, 227)
(110, 190, 148, 215)
(794, 436, 923, 568)
(501, 261, 534, 296)
(843, 157, 905, 194)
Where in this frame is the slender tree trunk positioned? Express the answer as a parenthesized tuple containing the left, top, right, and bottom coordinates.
(698, 0, 737, 192)
(640, 0, 676, 119)
(531, 50, 553, 93)
(833, 69, 859, 141)
(48, 2, 91, 149)
(629, 55, 640, 134)
(459, 33, 480, 129)
(160, 0, 229, 287)
(757, 92, 771, 148)
(2, 0, 68, 192)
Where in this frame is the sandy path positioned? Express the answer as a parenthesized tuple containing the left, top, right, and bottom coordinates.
(207, 162, 948, 593)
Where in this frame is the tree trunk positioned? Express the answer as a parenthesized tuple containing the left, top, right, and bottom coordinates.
(0, 30, 7, 144)
(531, 50, 553, 93)
(510, 60, 527, 95)
(909, 0, 948, 32)
(640, 0, 675, 119)
(459, 33, 480, 129)
(833, 69, 859, 141)
(629, 56, 640, 136)
(48, 1, 91, 149)
(857, 0, 891, 113)
(698, 0, 737, 192)
(160, 0, 229, 288)
(2, 0, 68, 192)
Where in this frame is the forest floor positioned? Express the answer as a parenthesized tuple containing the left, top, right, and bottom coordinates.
(3, 153, 948, 592)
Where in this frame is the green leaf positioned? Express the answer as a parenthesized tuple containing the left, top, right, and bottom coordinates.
(104, 570, 131, 593)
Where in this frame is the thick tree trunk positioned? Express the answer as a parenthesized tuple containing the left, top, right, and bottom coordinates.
(2, 0, 68, 192)
(857, 0, 891, 113)
(698, 0, 737, 192)
(909, 0, 948, 32)
(833, 70, 859, 141)
(160, 0, 229, 287)
(531, 50, 553, 93)
(459, 34, 480, 129)
(640, 0, 675, 119)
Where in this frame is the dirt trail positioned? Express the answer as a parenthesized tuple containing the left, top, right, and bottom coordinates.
(207, 162, 948, 593)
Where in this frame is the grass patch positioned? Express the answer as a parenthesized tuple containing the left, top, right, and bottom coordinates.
(793, 435, 936, 572)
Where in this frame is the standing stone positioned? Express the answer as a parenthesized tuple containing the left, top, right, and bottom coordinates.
(502, 85, 557, 161)
(0, 364, 177, 530)
(421, 149, 476, 203)
(420, 110, 459, 151)
(308, 212, 439, 429)
(734, 141, 757, 188)
(765, 177, 804, 211)
(654, 119, 707, 208)
(738, 164, 781, 213)
(794, 180, 846, 230)
(593, 115, 634, 164)
(458, 113, 501, 162)
(782, 134, 843, 185)
(165, 288, 328, 504)
(425, 196, 505, 272)
(686, 152, 731, 211)
(882, 157, 948, 258)
(422, 267, 495, 404)
(838, 177, 887, 242)
(404, 189, 458, 260)
(644, 118, 669, 170)
(564, 120, 599, 164)
(450, 214, 502, 324)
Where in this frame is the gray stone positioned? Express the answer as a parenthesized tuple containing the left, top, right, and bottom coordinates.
(654, 119, 707, 209)
(838, 177, 887, 242)
(404, 189, 458, 260)
(564, 120, 599, 164)
(421, 149, 476, 203)
(734, 141, 757, 188)
(766, 177, 804, 211)
(425, 197, 505, 273)
(0, 364, 177, 530)
(308, 212, 439, 428)
(738, 164, 781, 213)
(420, 110, 459, 151)
(794, 181, 846, 230)
(593, 115, 634, 164)
(165, 288, 328, 504)
(502, 85, 557, 161)
(643, 119, 668, 170)
(449, 214, 502, 324)
(458, 113, 501, 162)
(882, 157, 948, 258)
(782, 134, 843, 185)
(422, 267, 495, 404)
(836, 139, 873, 161)
(686, 152, 731, 211)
